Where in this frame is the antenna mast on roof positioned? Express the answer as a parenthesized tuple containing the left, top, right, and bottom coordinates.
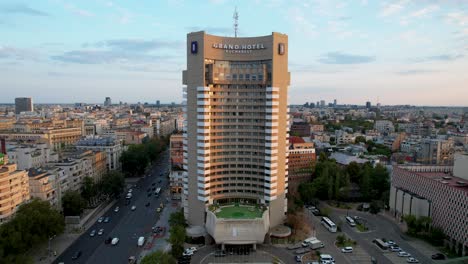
(233, 7, 239, 37)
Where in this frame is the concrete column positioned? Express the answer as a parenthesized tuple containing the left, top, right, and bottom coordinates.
(253, 243, 257, 251)
(221, 243, 225, 250)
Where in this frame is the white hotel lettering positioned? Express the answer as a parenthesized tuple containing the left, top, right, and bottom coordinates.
(212, 43, 266, 53)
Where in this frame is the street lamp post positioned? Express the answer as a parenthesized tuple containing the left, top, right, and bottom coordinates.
(48, 234, 56, 257)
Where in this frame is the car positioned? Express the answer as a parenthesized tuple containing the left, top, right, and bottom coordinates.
(214, 250, 226, 257)
(341, 247, 353, 253)
(111, 237, 119, 245)
(114, 206, 119, 212)
(156, 207, 161, 212)
(406, 257, 419, 263)
(89, 229, 96, 237)
(71, 251, 82, 260)
(152, 187, 156, 191)
(145, 202, 150, 207)
(105, 237, 112, 244)
(295, 255, 303, 262)
(431, 253, 446, 260)
(386, 240, 396, 246)
(187, 247, 197, 252)
(390, 246, 402, 252)
(131, 205, 136, 211)
(182, 249, 194, 256)
(104, 217, 110, 223)
(97, 217, 104, 223)
(98, 229, 104, 235)
(128, 189, 133, 193)
(398, 251, 411, 257)
(128, 256, 137, 264)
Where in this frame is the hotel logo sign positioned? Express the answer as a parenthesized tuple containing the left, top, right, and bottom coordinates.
(212, 43, 266, 54)
(191, 41, 198, 54)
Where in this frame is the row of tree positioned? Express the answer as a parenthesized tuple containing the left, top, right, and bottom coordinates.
(0, 199, 65, 263)
(402, 215, 445, 246)
(120, 137, 168, 177)
(62, 171, 125, 216)
(298, 154, 390, 205)
(140, 210, 187, 263)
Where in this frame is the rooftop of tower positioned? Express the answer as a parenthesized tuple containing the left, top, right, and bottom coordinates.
(214, 204, 265, 219)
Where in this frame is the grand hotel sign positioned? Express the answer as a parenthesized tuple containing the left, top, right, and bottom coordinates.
(212, 43, 266, 54)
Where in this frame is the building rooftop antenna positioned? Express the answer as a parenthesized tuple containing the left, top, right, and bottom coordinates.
(233, 7, 239, 37)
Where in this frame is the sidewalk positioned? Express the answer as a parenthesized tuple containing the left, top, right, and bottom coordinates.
(31, 199, 117, 264)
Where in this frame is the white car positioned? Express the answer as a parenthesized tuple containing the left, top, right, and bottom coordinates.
(98, 229, 104, 235)
(390, 246, 402, 252)
(187, 246, 197, 252)
(114, 206, 119, 212)
(341, 247, 353, 253)
(398, 251, 411, 257)
(111, 237, 119, 245)
(131, 205, 136, 211)
(406, 257, 419, 263)
(182, 249, 194, 256)
(128, 189, 133, 193)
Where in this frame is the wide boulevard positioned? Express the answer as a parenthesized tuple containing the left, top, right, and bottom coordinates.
(54, 150, 170, 264)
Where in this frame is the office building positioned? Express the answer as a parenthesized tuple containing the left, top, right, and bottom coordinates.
(288, 137, 316, 195)
(182, 31, 290, 246)
(390, 154, 468, 256)
(15, 97, 34, 114)
(366, 101, 371, 109)
(104, 97, 112, 106)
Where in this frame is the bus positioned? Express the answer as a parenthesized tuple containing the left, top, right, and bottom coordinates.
(373, 238, 389, 250)
(345, 216, 356, 227)
(321, 217, 337, 233)
(155, 187, 161, 195)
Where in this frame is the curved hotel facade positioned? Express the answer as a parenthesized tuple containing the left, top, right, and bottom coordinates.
(182, 31, 290, 245)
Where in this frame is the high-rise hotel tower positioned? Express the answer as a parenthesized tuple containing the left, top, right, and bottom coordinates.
(182, 31, 290, 245)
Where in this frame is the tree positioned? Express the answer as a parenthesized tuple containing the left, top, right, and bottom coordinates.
(168, 225, 186, 259)
(99, 171, 124, 197)
(369, 200, 382, 214)
(81, 176, 96, 202)
(140, 250, 176, 264)
(0, 199, 64, 262)
(370, 164, 390, 200)
(346, 162, 361, 183)
(169, 211, 187, 228)
(359, 164, 372, 200)
(355, 136, 366, 144)
(62, 190, 86, 216)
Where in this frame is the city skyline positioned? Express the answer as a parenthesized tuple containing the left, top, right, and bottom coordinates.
(1, 0, 468, 106)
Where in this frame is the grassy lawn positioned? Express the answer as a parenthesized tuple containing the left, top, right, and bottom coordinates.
(356, 223, 369, 232)
(215, 205, 263, 219)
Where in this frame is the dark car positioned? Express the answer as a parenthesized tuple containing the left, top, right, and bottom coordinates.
(152, 187, 156, 191)
(71, 251, 82, 260)
(105, 237, 112, 244)
(145, 202, 150, 207)
(103, 217, 110, 223)
(431, 253, 446, 260)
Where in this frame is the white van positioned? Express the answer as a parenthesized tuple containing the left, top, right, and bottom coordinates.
(137, 236, 145, 247)
(320, 254, 335, 264)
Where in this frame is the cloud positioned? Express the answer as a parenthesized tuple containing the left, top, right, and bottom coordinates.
(400, 5, 439, 25)
(319, 52, 375, 64)
(380, 0, 409, 17)
(446, 11, 468, 27)
(287, 7, 318, 37)
(88, 39, 183, 52)
(54, 0, 95, 17)
(0, 45, 39, 61)
(396, 69, 437, 75)
(186, 26, 232, 35)
(412, 54, 463, 63)
(50, 50, 174, 64)
(1, 3, 50, 16)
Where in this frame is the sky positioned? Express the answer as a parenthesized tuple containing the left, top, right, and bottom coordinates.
(0, 0, 467, 106)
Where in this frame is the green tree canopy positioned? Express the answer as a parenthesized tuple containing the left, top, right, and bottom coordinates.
(169, 210, 187, 228)
(62, 190, 86, 216)
(81, 176, 96, 202)
(99, 170, 124, 197)
(168, 225, 186, 259)
(140, 250, 176, 264)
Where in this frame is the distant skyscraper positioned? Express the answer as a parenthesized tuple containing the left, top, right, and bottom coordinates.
(104, 97, 112, 106)
(156, 100, 160, 108)
(320, 100, 325, 108)
(15, 97, 33, 114)
(366, 101, 371, 109)
(333, 99, 337, 107)
(183, 31, 290, 245)
(316, 101, 320, 108)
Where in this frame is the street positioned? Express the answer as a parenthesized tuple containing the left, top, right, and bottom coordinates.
(305, 205, 437, 264)
(53, 151, 171, 264)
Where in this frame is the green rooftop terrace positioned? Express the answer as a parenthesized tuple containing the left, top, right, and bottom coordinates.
(214, 204, 264, 219)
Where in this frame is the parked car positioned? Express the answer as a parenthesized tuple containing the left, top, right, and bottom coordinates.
(89, 229, 96, 237)
(97, 217, 104, 223)
(128, 256, 136, 264)
(182, 249, 194, 257)
(131, 205, 136, 211)
(386, 240, 396, 246)
(398, 251, 411, 257)
(105, 237, 112, 244)
(98, 229, 104, 235)
(104, 217, 110, 223)
(295, 255, 302, 262)
(431, 253, 446, 260)
(128, 189, 133, 193)
(111, 237, 119, 245)
(187, 247, 197, 252)
(156, 207, 161, 212)
(406, 257, 419, 263)
(114, 206, 119, 212)
(390, 245, 402, 252)
(341, 247, 353, 253)
(71, 251, 82, 260)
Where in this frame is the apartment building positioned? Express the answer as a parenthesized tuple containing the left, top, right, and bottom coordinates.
(76, 136, 123, 171)
(288, 137, 316, 195)
(28, 169, 58, 207)
(6, 142, 58, 170)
